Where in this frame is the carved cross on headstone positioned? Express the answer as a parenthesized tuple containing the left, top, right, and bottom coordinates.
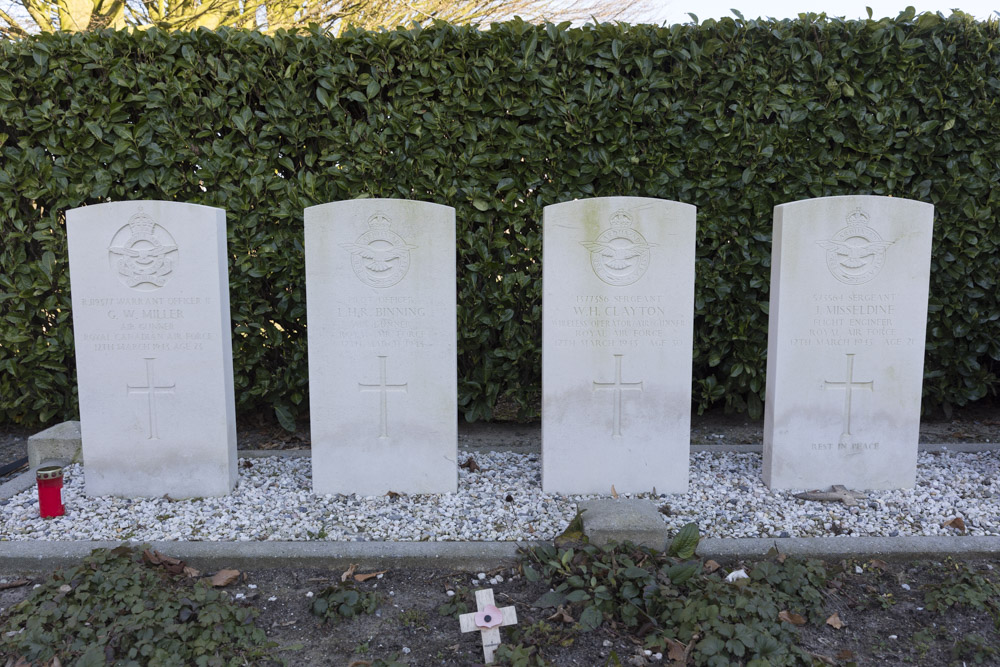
(358, 355, 407, 438)
(459, 588, 517, 664)
(823, 353, 873, 444)
(127, 357, 175, 440)
(593, 353, 643, 437)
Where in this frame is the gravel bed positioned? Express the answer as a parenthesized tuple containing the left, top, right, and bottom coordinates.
(2, 449, 999, 542)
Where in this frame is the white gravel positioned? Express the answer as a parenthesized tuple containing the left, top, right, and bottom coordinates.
(2, 449, 999, 542)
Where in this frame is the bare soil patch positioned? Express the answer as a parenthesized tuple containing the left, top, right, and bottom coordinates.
(3, 548, 1000, 666)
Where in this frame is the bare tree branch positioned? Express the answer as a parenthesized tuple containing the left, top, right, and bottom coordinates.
(1, 0, 654, 37)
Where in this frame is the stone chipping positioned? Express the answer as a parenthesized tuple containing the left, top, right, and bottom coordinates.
(1, 449, 998, 542)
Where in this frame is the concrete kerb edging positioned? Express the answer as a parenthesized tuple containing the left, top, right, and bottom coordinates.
(4, 537, 1000, 574)
(0, 540, 541, 573)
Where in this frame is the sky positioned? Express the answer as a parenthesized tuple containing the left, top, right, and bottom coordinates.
(632, 0, 999, 24)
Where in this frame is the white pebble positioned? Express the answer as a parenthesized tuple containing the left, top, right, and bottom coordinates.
(2, 450, 999, 542)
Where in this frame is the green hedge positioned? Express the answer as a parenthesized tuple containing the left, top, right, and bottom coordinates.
(1, 12, 998, 427)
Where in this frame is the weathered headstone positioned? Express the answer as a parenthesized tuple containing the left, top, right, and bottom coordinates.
(67, 201, 237, 498)
(542, 197, 696, 494)
(305, 199, 457, 495)
(763, 195, 934, 490)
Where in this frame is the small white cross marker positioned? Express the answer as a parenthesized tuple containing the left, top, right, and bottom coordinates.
(459, 588, 517, 664)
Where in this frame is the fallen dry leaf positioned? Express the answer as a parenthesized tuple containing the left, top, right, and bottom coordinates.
(546, 606, 574, 624)
(164, 562, 186, 575)
(836, 649, 855, 660)
(943, 516, 966, 532)
(183, 566, 201, 578)
(870, 559, 889, 571)
(142, 549, 187, 575)
(826, 612, 844, 629)
(776, 552, 788, 564)
(0, 579, 30, 591)
(778, 610, 806, 626)
(611, 484, 619, 498)
(385, 491, 400, 500)
(664, 637, 687, 663)
(341, 563, 358, 582)
(354, 570, 387, 583)
(703, 560, 721, 574)
(459, 456, 481, 472)
(209, 569, 241, 587)
(142, 549, 181, 567)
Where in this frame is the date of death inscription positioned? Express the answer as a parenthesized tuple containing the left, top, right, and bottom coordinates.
(329, 295, 445, 350)
(791, 292, 916, 348)
(551, 295, 687, 349)
(78, 296, 214, 352)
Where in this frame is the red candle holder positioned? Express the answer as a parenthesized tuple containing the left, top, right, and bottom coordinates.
(36, 465, 65, 518)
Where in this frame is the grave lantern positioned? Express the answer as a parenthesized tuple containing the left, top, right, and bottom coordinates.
(36, 465, 65, 518)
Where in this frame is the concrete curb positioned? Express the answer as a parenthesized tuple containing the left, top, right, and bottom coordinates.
(0, 540, 540, 572)
(697, 535, 1000, 561)
(695, 442, 1000, 454)
(4, 536, 999, 574)
(0, 469, 35, 499)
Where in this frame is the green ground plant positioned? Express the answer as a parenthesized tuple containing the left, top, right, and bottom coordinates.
(397, 608, 428, 629)
(436, 583, 472, 617)
(0, 545, 276, 666)
(923, 560, 1000, 628)
(495, 642, 554, 666)
(308, 580, 381, 624)
(520, 525, 834, 666)
(949, 632, 999, 664)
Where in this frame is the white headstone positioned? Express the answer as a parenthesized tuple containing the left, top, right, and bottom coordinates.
(763, 195, 934, 490)
(542, 197, 696, 494)
(67, 201, 237, 498)
(305, 199, 457, 495)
